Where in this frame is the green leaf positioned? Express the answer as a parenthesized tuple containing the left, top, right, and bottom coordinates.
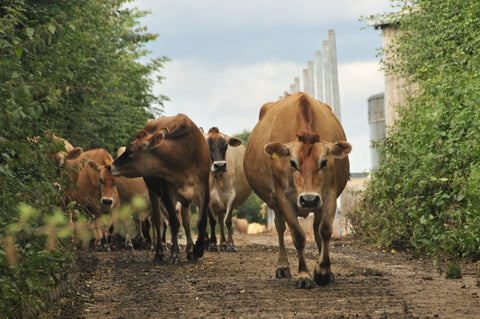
(47, 24, 56, 35)
(25, 27, 34, 39)
(14, 47, 22, 59)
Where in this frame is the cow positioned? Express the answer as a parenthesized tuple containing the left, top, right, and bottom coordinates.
(109, 113, 211, 263)
(63, 147, 120, 251)
(204, 127, 251, 252)
(115, 147, 188, 251)
(244, 92, 351, 288)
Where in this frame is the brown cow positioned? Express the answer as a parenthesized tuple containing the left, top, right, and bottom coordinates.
(110, 113, 210, 263)
(204, 127, 251, 252)
(244, 92, 351, 288)
(64, 148, 120, 251)
(115, 147, 187, 251)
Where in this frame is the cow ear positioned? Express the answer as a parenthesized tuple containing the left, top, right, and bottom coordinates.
(66, 147, 82, 160)
(88, 160, 101, 172)
(228, 137, 242, 147)
(264, 142, 289, 159)
(327, 141, 352, 158)
(135, 129, 148, 139)
(148, 131, 165, 148)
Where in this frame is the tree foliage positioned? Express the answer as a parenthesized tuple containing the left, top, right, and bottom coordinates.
(355, 1, 480, 259)
(0, 0, 167, 316)
(0, 0, 168, 150)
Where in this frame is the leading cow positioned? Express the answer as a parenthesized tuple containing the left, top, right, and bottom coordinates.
(244, 92, 351, 288)
(110, 114, 210, 262)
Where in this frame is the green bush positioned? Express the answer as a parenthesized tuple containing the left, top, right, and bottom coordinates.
(356, 1, 480, 259)
(0, 0, 167, 316)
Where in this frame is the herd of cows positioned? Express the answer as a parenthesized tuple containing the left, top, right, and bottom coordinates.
(52, 92, 351, 289)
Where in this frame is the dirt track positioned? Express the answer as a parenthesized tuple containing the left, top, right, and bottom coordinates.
(47, 232, 480, 319)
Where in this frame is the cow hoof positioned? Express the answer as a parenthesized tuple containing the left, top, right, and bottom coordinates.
(226, 245, 238, 252)
(275, 267, 292, 278)
(220, 245, 226, 252)
(193, 243, 204, 259)
(295, 278, 313, 289)
(106, 246, 111, 252)
(154, 254, 168, 263)
(186, 252, 195, 261)
(169, 255, 180, 265)
(314, 270, 334, 286)
(208, 245, 218, 252)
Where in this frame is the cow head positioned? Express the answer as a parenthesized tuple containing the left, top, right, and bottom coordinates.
(264, 132, 351, 209)
(205, 127, 242, 177)
(88, 160, 118, 208)
(110, 128, 169, 178)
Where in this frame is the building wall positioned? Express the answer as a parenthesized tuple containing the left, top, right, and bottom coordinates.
(381, 24, 418, 127)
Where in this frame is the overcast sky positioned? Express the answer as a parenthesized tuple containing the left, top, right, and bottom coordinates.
(127, 0, 395, 173)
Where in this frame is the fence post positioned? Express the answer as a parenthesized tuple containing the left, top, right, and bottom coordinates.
(328, 29, 341, 122)
(322, 40, 332, 106)
(315, 51, 323, 102)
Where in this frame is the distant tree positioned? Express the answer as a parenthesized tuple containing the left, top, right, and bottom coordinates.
(234, 129, 250, 146)
(357, 0, 480, 259)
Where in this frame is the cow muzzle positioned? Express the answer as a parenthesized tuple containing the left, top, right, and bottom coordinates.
(211, 161, 227, 173)
(297, 193, 322, 209)
(102, 197, 114, 207)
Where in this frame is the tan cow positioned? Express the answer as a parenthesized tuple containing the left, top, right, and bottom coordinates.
(110, 113, 210, 263)
(244, 92, 351, 288)
(64, 147, 120, 251)
(204, 127, 251, 252)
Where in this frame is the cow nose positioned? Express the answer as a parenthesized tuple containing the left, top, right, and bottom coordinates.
(102, 198, 113, 206)
(298, 193, 322, 208)
(212, 161, 227, 172)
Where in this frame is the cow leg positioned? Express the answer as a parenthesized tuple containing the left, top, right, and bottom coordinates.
(148, 217, 157, 251)
(193, 190, 209, 259)
(161, 220, 168, 251)
(149, 193, 167, 262)
(273, 210, 291, 279)
(179, 204, 195, 260)
(207, 210, 218, 252)
(162, 194, 181, 264)
(134, 217, 144, 241)
(218, 211, 228, 251)
(93, 218, 103, 251)
(224, 201, 237, 252)
(278, 196, 312, 289)
(313, 195, 336, 286)
(122, 216, 135, 252)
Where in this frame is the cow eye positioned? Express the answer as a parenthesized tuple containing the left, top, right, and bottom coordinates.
(290, 159, 298, 170)
(319, 158, 328, 169)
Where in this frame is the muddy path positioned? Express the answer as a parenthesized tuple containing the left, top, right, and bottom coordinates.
(47, 233, 480, 318)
